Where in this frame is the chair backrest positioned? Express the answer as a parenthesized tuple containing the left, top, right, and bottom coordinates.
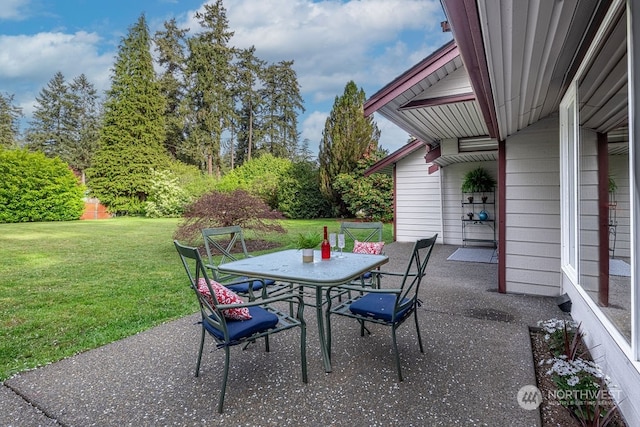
(174, 240, 225, 329)
(339, 222, 384, 246)
(202, 226, 250, 282)
(396, 234, 438, 310)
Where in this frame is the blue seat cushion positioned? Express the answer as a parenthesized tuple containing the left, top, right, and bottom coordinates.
(205, 306, 279, 341)
(226, 277, 275, 294)
(349, 293, 412, 322)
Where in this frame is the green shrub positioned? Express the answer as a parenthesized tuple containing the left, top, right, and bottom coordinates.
(0, 149, 85, 222)
(277, 161, 332, 219)
(215, 154, 291, 208)
(333, 172, 393, 222)
(166, 161, 216, 199)
(144, 169, 191, 218)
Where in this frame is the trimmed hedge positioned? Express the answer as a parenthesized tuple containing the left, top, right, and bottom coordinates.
(0, 149, 85, 222)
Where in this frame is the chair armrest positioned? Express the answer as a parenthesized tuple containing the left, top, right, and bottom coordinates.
(331, 284, 402, 294)
(216, 292, 303, 310)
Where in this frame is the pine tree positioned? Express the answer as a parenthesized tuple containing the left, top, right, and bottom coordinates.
(24, 71, 74, 157)
(261, 61, 304, 158)
(86, 14, 168, 215)
(63, 74, 101, 184)
(154, 18, 188, 161)
(0, 92, 23, 148)
(234, 46, 266, 166)
(318, 80, 381, 215)
(184, 0, 235, 177)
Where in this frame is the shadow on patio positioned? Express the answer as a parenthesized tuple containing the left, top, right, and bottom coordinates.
(2, 243, 568, 426)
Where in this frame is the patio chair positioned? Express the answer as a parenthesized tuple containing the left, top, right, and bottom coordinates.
(174, 240, 307, 413)
(202, 226, 288, 300)
(326, 234, 437, 381)
(330, 222, 386, 304)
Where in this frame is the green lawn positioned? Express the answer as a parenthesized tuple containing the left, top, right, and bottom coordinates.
(0, 217, 392, 380)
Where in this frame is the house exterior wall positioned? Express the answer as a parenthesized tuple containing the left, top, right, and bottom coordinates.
(609, 153, 630, 259)
(441, 161, 498, 246)
(394, 149, 442, 243)
(579, 129, 600, 299)
(504, 115, 562, 296)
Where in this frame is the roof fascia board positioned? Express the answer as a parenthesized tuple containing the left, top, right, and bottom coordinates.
(400, 92, 476, 110)
(441, 0, 500, 139)
(364, 40, 459, 116)
(364, 139, 427, 176)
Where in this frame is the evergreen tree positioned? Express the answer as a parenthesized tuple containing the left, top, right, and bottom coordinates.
(86, 14, 168, 215)
(0, 92, 23, 148)
(233, 46, 266, 166)
(318, 80, 381, 215)
(261, 60, 304, 158)
(24, 71, 74, 157)
(154, 18, 189, 161)
(184, 0, 235, 177)
(63, 74, 101, 184)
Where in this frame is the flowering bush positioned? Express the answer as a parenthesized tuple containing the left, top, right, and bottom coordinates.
(538, 319, 619, 426)
(537, 318, 583, 360)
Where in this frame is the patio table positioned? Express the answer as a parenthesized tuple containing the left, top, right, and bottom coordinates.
(218, 249, 388, 372)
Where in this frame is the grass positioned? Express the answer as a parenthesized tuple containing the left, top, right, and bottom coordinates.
(0, 217, 392, 380)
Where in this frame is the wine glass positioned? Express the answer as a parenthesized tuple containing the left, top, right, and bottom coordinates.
(329, 233, 337, 256)
(337, 233, 345, 258)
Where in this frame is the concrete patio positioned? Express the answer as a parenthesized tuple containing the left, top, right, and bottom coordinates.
(1, 242, 568, 426)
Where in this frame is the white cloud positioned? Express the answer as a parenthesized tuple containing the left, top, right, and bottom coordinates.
(375, 114, 410, 154)
(301, 110, 329, 152)
(0, 31, 113, 116)
(0, 0, 30, 20)
(185, 0, 448, 100)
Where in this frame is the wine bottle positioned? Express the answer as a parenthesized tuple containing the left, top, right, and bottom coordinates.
(321, 226, 331, 259)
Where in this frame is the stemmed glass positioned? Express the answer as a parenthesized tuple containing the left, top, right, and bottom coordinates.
(337, 233, 345, 258)
(329, 233, 337, 256)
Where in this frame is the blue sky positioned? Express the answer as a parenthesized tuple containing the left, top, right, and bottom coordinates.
(0, 0, 452, 156)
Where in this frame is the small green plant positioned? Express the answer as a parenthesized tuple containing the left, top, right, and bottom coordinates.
(544, 357, 618, 426)
(539, 319, 620, 426)
(538, 318, 583, 360)
(294, 231, 322, 249)
(608, 176, 617, 194)
(461, 167, 497, 193)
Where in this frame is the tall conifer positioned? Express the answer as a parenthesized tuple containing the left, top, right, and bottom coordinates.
(87, 14, 168, 214)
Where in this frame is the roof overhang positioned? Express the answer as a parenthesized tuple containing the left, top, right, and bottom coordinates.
(364, 40, 490, 146)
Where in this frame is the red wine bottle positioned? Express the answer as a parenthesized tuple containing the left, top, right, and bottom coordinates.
(321, 226, 331, 259)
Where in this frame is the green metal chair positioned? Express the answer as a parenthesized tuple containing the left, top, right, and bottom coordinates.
(202, 226, 288, 300)
(174, 240, 307, 413)
(326, 234, 437, 381)
(339, 221, 384, 288)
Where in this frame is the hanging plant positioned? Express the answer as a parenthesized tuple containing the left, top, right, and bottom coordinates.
(461, 167, 497, 193)
(608, 175, 617, 194)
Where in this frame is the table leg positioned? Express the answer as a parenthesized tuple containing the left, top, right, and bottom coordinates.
(315, 286, 332, 373)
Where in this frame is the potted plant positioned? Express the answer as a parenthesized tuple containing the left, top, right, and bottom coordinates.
(461, 167, 497, 199)
(295, 232, 322, 263)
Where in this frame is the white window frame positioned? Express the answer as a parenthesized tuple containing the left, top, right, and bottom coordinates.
(560, 81, 579, 285)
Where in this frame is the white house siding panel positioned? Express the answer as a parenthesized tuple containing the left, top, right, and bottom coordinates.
(394, 150, 442, 243)
(441, 161, 498, 246)
(504, 115, 562, 296)
(609, 154, 629, 258)
(578, 130, 600, 293)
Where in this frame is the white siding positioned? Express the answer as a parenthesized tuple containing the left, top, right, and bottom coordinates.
(441, 162, 498, 246)
(394, 150, 442, 242)
(609, 154, 629, 258)
(504, 115, 562, 295)
(579, 130, 599, 294)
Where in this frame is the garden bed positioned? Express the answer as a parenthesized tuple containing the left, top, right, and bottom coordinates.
(530, 323, 627, 426)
